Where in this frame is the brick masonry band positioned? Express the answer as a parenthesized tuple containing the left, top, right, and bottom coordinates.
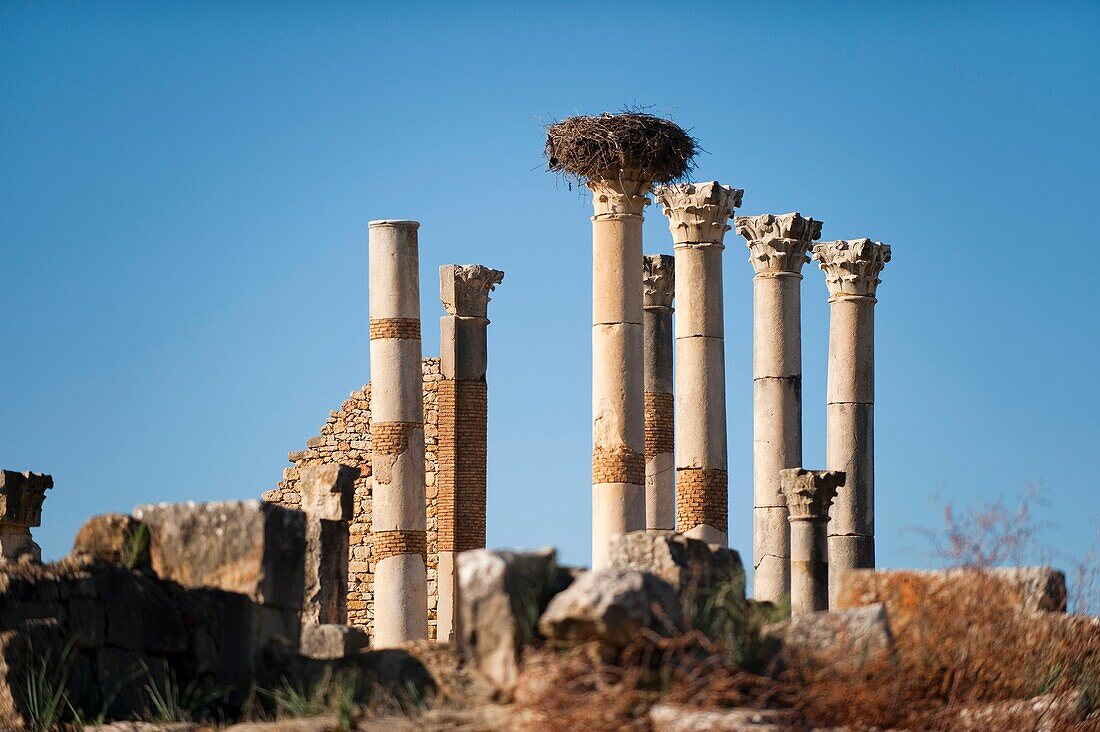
(592, 446, 646, 485)
(643, 392, 674, 459)
(370, 421, 423, 456)
(436, 380, 488, 553)
(373, 529, 428, 562)
(369, 318, 421, 340)
(676, 467, 729, 532)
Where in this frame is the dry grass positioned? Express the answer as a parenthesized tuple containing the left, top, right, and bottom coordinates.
(544, 111, 697, 185)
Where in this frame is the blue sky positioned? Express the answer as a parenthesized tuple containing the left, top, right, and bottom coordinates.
(2, 2, 1098, 586)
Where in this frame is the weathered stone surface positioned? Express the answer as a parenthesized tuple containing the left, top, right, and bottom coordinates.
(302, 518, 349, 625)
(762, 603, 894, 674)
(458, 548, 559, 692)
(538, 568, 682, 653)
(134, 500, 306, 609)
(609, 530, 745, 603)
(835, 567, 1069, 618)
(224, 719, 342, 732)
(649, 703, 800, 731)
(71, 513, 150, 567)
(298, 464, 358, 521)
(0, 470, 52, 527)
(299, 623, 369, 660)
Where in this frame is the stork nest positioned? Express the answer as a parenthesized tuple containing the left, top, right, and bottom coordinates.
(544, 112, 697, 184)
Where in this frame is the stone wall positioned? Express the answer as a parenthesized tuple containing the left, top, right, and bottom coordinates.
(263, 358, 442, 639)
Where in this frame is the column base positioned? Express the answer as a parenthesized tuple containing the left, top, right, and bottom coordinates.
(828, 534, 874, 606)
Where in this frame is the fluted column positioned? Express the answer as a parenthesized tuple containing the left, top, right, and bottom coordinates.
(780, 468, 845, 615)
(368, 219, 429, 646)
(589, 175, 651, 568)
(436, 264, 504, 642)
(656, 182, 742, 546)
(643, 254, 675, 532)
(735, 213, 822, 602)
(812, 239, 891, 604)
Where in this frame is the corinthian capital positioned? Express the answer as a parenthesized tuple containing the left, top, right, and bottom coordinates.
(642, 254, 675, 309)
(812, 239, 892, 299)
(440, 264, 505, 319)
(654, 181, 743, 246)
(588, 174, 653, 218)
(736, 212, 822, 275)
(0, 470, 52, 527)
(779, 468, 845, 520)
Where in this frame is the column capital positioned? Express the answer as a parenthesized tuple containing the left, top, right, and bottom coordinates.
(588, 175, 653, 218)
(0, 470, 52, 528)
(812, 239, 892, 300)
(655, 181, 742, 247)
(440, 264, 505, 320)
(736, 212, 822, 276)
(642, 254, 675, 309)
(780, 468, 845, 521)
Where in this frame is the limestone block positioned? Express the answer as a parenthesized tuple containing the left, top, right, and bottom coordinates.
(649, 703, 798, 731)
(298, 464, 358, 521)
(302, 518, 349, 625)
(70, 513, 150, 567)
(835, 567, 1068, 619)
(752, 276, 801, 378)
(440, 316, 488, 381)
(762, 603, 894, 674)
(826, 298, 875, 404)
(457, 548, 559, 692)
(133, 500, 306, 610)
(609, 530, 745, 604)
(367, 220, 421, 320)
(538, 568, 682, 655)
(825, 401, 874, 536)
(299, 623, 369, 660)
(673, 247, 725, 338)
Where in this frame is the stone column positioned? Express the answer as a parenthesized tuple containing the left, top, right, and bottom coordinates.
(298, 464, 359, 625)
(655, 182, 742, 546)
(0, 470, 52, 562)
(589, 175, 651, 568)
(436, 263, 504, 643)
(368, 219, 429, 645)
(780, 468, 845, 615)
(643, 254, 675, 532)
(735, 213, 822, 602)
(812, 239, 891, 604)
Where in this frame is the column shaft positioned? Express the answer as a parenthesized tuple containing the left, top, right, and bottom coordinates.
(590, 181, 648, 568)
(368, 220, 428, 646)
(643, 254, 675, 532)
(436, 264, 502, 642)
(789, 517, 829, 614)
(674, 244, 728, 545)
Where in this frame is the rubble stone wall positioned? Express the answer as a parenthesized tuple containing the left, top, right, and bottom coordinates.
(263, 358, 442, 638)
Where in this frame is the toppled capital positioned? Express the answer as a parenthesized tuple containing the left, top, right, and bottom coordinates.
(654, 181, 743, 246)
(643, 254, 675, 309)
(440, 264, 505, 319)
(812, 239, 892, 299)
(736, 212, 823, 275)
(780, 468, 845, 520)
(0, 470, 53, 528)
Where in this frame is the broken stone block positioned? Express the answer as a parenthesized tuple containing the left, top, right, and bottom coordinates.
(457, 547, 559, 692)
(538, 568, 682, 655)
(649, 703, 799, 731)
(762, 602, 894, 675)
(133, 500, 306, 609)
(299, 623, 369, 660)
(71, 513, 150, 568)
(303, 518, 349, 625)
(835, 566, 1068, 623)
(609, 530, 746, 604)
(298, 464, 358, 521)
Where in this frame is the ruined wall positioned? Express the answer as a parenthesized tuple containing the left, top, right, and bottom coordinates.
(263, 358, 442, 638)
